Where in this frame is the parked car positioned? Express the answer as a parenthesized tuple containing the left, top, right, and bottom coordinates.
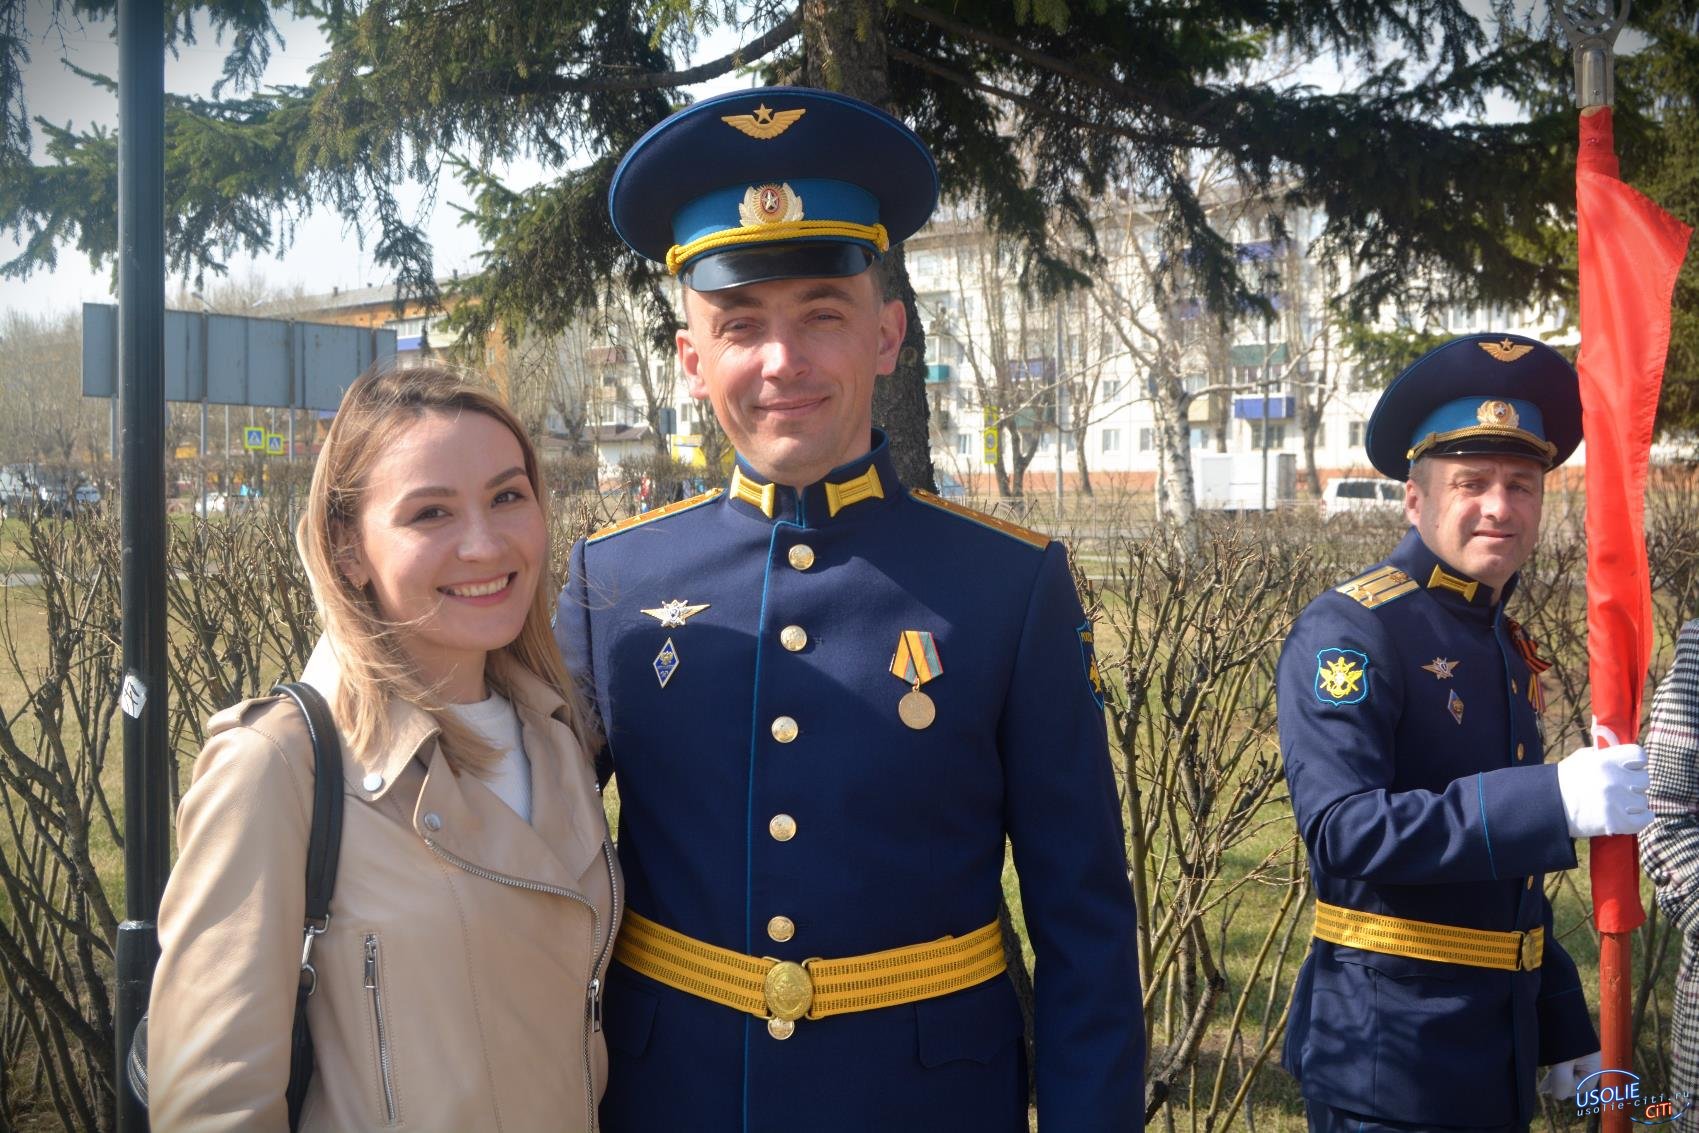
(33, 481, 73, 518)
(0, 465, 34, 520)
(1320, 476, 1404, 521)
(0, 465, 74, 519)
(73, 483, 102, 512)
(935, 471, 968, 500)
(192, 492, 229, 517)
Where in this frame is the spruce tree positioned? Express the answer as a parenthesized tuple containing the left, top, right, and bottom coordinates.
(3, 0, 1678, 473)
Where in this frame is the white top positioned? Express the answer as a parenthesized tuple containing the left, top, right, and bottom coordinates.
(449, 690, 532, 823)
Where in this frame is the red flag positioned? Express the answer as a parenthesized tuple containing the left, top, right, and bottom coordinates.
(1577, 106, 1691, 935)
(1577, 108, 1690, 1120)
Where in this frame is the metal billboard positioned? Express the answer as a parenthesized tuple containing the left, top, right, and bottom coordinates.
(81, 303, 397, 410)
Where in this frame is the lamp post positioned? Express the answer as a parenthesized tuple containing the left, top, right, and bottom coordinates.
(114, 2, 168, 1130)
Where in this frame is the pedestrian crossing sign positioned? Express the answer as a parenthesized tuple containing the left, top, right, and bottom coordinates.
(243, 426, 266, 451)
(265, 433, 284, 455)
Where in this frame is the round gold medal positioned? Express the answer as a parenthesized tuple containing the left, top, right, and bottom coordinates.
(898, 689, 936, 730)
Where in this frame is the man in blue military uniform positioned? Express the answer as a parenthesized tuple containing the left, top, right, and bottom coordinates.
(554, 88, 1144, 1131)
(1278, 334, 1651, 1132)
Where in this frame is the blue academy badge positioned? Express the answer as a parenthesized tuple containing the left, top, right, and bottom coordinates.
(1314, 648, 1370, 705)
(1078, 623, 1105, 709)
(653, 638, 680, 689)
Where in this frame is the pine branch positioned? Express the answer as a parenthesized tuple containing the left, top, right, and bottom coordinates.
(894, 1, 1149, 110)
(887, 47, 1182, 149)
(509, 7, 801, 96)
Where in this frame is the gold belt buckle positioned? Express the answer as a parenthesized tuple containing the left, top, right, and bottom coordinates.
(762, 959, 816, 1040)
(1518, 929, 1542, 971)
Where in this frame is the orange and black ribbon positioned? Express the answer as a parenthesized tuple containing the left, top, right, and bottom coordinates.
(1506, 618, 1553, 674)
(1506, 618, 1550, 712)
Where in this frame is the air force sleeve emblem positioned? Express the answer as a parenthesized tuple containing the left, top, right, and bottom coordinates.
(1078, 623, 1105, 709)
(1314, 648, 1370, 705)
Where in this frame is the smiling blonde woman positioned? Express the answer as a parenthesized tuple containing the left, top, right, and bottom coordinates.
(146, 366, 619, 1132)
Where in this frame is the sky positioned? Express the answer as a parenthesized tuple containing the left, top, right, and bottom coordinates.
(0, 1, 1599, 322)
(0, 6, 753, 320)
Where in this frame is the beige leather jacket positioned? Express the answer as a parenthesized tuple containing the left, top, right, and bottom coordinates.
(147, 640, 620, 1132)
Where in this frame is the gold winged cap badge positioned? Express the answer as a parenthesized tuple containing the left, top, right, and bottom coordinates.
(722, 104, 807, 140)
(1479, 338, 1534, 363)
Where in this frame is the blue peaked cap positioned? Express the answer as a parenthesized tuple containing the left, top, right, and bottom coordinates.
(609, 87, 939, 291)
(1364, 333, 1582, 480)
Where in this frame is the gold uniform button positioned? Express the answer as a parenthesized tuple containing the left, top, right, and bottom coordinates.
(1516, 743, 1526, 761)
(767, 915, 795, 943)
(767, 1018, 796, 1040)
(771, 716, 799, 743)
(1527, 876, 1536, 890)
(1512, 679, 1519, 694)
(769, 814, 797, 842)
(788, 544, 816, 571)
(780, 625, 808, 652)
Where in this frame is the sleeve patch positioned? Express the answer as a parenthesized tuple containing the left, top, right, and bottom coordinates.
(1314, 648, 1370, 705)
(1078, 623, 1105, 709)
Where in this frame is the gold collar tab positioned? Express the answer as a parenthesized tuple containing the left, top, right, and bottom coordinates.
(1426, 564, 1480, 603)
(824, 464, 884, 517)
(730, 467, 777, 518)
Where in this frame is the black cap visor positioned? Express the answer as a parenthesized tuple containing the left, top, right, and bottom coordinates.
(682, 242, 876, 292)
(1409, 434, 1556, 472)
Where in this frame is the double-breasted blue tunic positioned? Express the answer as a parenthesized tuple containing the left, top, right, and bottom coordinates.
(1279, 528, 1597, 1129)
(556, 436, 1144, 1132)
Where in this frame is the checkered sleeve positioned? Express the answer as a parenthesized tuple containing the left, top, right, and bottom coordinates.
(1641, 620, 1699, 935)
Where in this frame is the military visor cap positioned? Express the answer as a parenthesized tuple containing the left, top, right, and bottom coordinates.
(609, 86, 939, 291)
(1364, 333, 1582, 481)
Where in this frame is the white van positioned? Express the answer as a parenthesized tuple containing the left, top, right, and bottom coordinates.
(1320, 477, 1404, 521)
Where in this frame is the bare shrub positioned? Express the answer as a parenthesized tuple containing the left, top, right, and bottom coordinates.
(1090, 522, 1336, 1128)
(0, 506, 316, 1129)
(1, 480, 1695, 1131)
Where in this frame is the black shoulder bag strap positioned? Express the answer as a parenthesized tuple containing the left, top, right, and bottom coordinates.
(271, 681, 344, 1131)
(129, 682, 344, 1130)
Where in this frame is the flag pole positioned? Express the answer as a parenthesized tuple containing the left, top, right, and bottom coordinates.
(1559, 2, 1692, 1129)
(1561, 2, 1637, 1123)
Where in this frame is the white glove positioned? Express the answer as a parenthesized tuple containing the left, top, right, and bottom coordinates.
(1555, 743, 1650, 838)
(1537, 1049, 1602, 1100)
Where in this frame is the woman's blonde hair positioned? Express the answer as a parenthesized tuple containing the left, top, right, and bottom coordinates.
(298, 363, 597, 775)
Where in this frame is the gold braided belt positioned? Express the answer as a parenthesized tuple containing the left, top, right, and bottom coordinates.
(613, 910, 1006, 1040)
(1313, 901, 1543, 973)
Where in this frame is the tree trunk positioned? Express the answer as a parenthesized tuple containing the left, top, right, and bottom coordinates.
(1008, 433, 1034, 498)
(801, 1, 934, 491)
(1300, 402, 1322, 499)
(1152, 360, 1197, 528)
(1073, 426, 1094, 496)
(877, 245, 936, 490)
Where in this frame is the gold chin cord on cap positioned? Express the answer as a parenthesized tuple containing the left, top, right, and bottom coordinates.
(666, 221, 890, 275)
(1405, 427, 1559, 465)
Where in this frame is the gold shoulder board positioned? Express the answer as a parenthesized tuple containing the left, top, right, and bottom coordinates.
(1335, 565, 1418, 609)
(909, 489, 1050, 550)
(589, 489, 723, 543)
